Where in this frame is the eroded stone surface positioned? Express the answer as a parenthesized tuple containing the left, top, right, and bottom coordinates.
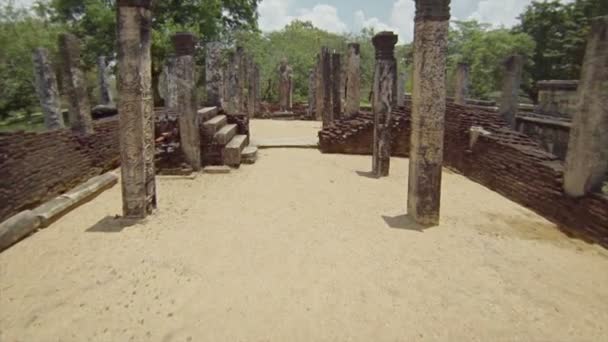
(32, 48, 64, 130)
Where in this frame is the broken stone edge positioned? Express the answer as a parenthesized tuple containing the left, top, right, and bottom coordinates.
(0, 172, 118, 253)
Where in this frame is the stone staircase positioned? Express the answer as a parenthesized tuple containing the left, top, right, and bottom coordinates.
(198, 107, 258, 173)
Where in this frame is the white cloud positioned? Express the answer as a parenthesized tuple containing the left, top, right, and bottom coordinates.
(389, 0, 416, 43)
(258, 1, 347, 33)
(354, 10, 398, 35)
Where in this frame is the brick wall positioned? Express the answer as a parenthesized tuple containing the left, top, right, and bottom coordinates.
(0, 118, 120, 222)
(319, 101, 608, 248)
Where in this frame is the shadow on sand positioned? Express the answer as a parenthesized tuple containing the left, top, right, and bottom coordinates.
(86, 215, 140, 233)
(356, 170, 378, 179)
(382, 214, 432, 232)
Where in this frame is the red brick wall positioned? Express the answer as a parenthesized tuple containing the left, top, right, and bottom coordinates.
(0, 118, 120, 222)
(319, 101, 608, 248)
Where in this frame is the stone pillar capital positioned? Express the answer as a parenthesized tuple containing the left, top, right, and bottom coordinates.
(372, 32, 398, 60)
(414, 0, 451, 21)
(172, 32, 197, 56)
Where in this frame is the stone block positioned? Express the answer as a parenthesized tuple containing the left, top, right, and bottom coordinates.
(202, 115, 227, 136)
(214, 124, 237, 145)
(203, 165, 231, 174)
(197, 106, 219, 123)
(223, 134, 248, 166)
(0, 210, 41, 252)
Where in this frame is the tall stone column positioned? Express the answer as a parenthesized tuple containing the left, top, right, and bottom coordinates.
(407, 0, 450, 226)
(226, 51, 240, 114)
(254, 63, 261, 115)
(165, 55, 178, 110)
(117, 0, 157, 218)
(172, 32, 201, 171)
(499, 54, 524, 129)
(345, 43, 361, 117)
(32, 48, 65, 130)
(564, 16, 608, 197)
(97, 55, 113, 105)
(58, 33, 93, 134)
(397, 69, 406, 107)
(319, 48, 333, 127)
(235, 46, 245, 113)
(278, 58, 293, 112)
(308, 67, 317, 118)
(331, 52, 343, 119)
(205, 42, 223, 107)
(314, 52, 323, 121)
(454, 62, 469, 105)
(246, 56, 257, 117)
(371, 32, 398, 177)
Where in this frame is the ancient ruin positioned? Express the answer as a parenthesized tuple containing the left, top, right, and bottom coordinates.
(278, 58, 293, 112)
(32, 47, 65, 130)
(499, 54, 524, 129)
(454, 62, 469, 105)
(344, 43, 361, 117)
(205, 42, 223, 107)
(97, 56, 113, 105)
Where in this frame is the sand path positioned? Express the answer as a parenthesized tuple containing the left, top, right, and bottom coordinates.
(1, 120, 607, 341)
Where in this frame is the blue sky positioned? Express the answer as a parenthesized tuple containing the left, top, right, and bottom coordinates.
(12, 0, 575, 43)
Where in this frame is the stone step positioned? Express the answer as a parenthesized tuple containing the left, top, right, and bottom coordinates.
(203, 165, 231, 174)
(197, 106, 219, 123)
(214, 124, 237, 145)
(202, 115, 227, 137)
(241, 146, 258, 164)
(223, 135, 248, 167)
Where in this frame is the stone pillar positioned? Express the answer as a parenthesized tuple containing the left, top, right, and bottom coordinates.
(254, 63, 261, 115)
(205, 42, 223, 107)
(247, 56, 256, 117)
(97, 56, 113, 105)
(58, 33, 93, 134)
(32, 48, 65, 130)
(331, 52, 342, 119)
(172, 32, 201, 171)
(235, 46, 245, 113)
(499, 54, 524, 129)
(308, 68, 317, 118)
(165, 55, 178, 110)
(314, 53, 323, 121)
(407, 0, 450, 226)
(454, 62, 469, 105)
(397, 69, 406, 107)
(345, 43, 361, 117)
(317, 48, 333, 127)
(226, 51, 240, 114)
(278, 58, 293, 112)
(116, 0, 157, 218)
(371, 32, 398, 177)
(564, 16, 608, 197)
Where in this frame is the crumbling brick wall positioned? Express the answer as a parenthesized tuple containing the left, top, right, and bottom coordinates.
(319, 101, 608, 247)
(0, 118, 120, 222)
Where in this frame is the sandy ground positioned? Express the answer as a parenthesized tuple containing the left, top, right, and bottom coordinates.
(1, 120, 608, 341)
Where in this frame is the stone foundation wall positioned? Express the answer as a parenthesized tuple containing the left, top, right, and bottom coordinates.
(319, 101, 608, 247)
(0, 118, 120, 222)
(516, 114, 571, 160)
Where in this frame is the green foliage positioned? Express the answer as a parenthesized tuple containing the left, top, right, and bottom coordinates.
(0, 1, 65, 119)
(514, 0, 608, 98)
(447, 20, 536, 101)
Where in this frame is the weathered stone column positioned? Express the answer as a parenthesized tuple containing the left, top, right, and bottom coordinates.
(499, 54, 524, 129)
(564, 16, 608, 197)
(345, 43, 361, 117)
(397, 69, 406, 107)
(235, 46, 245, 113)
(246, 56, 256, 117)
(331, 52, 343, 119)
(205, 42, 223, 107)
(318, 48, 333, 127)
(58, 33, 93, 134)
(254, 63, 261, 115)
(308, 67, 317, 118)
(314, 52, 323, 121)
(278, 58, 293, 112)
(407, 0, 450, 226)
(97, 56, 113, 105)
(371, 32, 398, 177)
(165, 55, 178, 110)
(117, 0, 157, 218)
(226, 51, 240, 114)
(454, 62, 469, 105)
(32, 48, 65, 130)
(172, 32, 201, 171)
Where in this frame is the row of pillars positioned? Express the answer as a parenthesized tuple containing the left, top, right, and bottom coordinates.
(220, 46, 261, 116)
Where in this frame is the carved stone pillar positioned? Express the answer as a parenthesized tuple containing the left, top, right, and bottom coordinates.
(205, 42, 223, 107)
(454, 62, 469, 105)
(371, 32, 398, 177)
(331, 52, 342, 119)
(97, 56, 113, 105)
(117, 0, 157, 218)
(32, 48, 65, 130)
(172, 32, 201, 171)
(235, 46, 245, 113)
(397, 69, 406, 107)
(319, 48, 333, 127)
(407, 0, 450, 226)
(58, 33, 93, 134)
(564, 16, 608, 197)
(499, 54, 524, 129)
(345, 43, 361, 117)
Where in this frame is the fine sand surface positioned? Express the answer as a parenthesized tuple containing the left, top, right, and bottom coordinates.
(1, 120, 608, 341)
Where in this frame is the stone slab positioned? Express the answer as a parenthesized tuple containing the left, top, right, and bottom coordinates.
(223, 134, 248, 166)
(250, 137, 318, 149)
(241, 146, 258, 164)
(203, 165, 231, 174)
(197, 106, 219, 123)
(0, 210, 42, 253)
(214, 124, 237, 145)
(203, 115, 227, 136)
